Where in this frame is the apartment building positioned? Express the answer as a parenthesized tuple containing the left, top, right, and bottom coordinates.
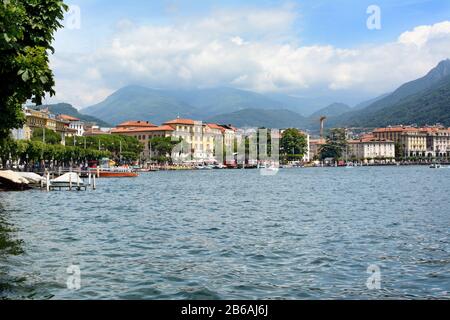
(111, 118, 239, 163)
(347, 134, 395, 160)
(373, 125, 450, 158)
(111, 121, 174, 160)
(57, 114, 86, 137)
(11, 108, 75, 143)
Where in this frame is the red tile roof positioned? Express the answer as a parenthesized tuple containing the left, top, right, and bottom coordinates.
(111, 125, 175, 134)
(163, 118, 196, 125)
(349, 134, 394, 143)
(373, 126, 419, 133)
(207, 123, 225, 132)
(116, 120, 157, 128)
(58, 114, 80, 122)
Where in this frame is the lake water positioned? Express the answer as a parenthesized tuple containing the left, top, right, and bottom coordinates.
(0, 166, 449, 300)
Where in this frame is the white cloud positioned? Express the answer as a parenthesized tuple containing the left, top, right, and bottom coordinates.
(49, 6, 450, 108)
(231, 36, 246, 46)
(398, 21, 450, 47)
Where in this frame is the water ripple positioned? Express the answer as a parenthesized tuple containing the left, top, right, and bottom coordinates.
(0, 167, 449, 299)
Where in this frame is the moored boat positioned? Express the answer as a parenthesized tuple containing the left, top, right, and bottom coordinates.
(93, 167, 139, 178)
(50, 172, 86, 189)
(91, 158, 139, 177)
(0, 170, 31, 190)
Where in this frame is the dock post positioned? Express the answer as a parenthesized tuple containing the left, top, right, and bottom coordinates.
(97, 167, 100, 178)
(93, 174, 96, 190)
(69, 174, 72, 191)
(88, 172, 91, 186)
(46, 172, 50, 192)
(77, 174, 80, 188)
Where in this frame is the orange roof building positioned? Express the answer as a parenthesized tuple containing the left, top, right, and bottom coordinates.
(164, 118, 197, 125)
(57, 114, 81, 122)
(347, 134, 396, 160)
(111, 125, 175, 135)
(116, 120, 157, 129)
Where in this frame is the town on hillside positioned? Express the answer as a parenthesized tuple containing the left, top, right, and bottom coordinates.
(2, 106, 450, 173)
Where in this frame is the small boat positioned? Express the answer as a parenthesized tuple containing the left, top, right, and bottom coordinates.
(0, 170, 31, 190)
(196, 164, 213, 170)
(430, 163, 442, 169)
(93, 158, 138, 177)
(91, 167, 138, 178)
(260, 166, 279, 176)
(16, 172, 46, 185)
(50, 172, 86, 190)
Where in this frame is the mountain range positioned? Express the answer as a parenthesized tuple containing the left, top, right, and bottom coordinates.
(81, 86, 335, 126)
(327, 59, 450, 128)
(36, 103, 111, 127)
(76, 59, 450, 131)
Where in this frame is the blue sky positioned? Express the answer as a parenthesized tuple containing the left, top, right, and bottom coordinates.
(61, 0, 450, 48)
(51, 0, 450, 107)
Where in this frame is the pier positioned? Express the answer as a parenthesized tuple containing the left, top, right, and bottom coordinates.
(0, 169, 97, 192)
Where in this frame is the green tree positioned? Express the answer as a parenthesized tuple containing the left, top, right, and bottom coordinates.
(149, 136, 182, 163)
(31, 128, 61, 145)
(280, 128, 308, 162)
(319, 128, 347, 160)
(66, 135, 143, 162)
(395, 142, 404, 160)
(0, 0, 68, 140)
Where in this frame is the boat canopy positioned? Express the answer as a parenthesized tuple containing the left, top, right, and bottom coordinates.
(0, 170, 30, 185)
(51, 172, 83, 184)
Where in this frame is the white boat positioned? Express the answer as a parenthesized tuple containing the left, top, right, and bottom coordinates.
(16, 172, 46, 185)
(196, 165, 213, 170)
(0, 170, 30, 190)
(50, 172, 86, 189)
(430, 164, 442, 169)
(260, 166, 279, 176)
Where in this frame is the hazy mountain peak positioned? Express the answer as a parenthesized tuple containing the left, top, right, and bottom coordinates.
(426, 58, 450, 81)
(310, 102, 351, 118)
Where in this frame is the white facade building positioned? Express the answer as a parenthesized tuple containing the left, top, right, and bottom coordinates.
(347, 135, 395, 160)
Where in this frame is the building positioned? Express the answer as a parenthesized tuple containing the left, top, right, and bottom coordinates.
(163, 118, 232, 162)
(83, 125, 111, 136)
(346, 134, 395, 161)
(57, 114, 86, 137)
(116, 121, 157, 130)
(420, 126, 450, 158)
(111, 124, 175, 161)
(309, 138, 326, 160)
(111, 118, 239, 164)
(373, 125, 450, 158)
(12, 107, 74, 144)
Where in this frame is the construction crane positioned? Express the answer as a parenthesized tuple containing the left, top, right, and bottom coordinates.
(319, 116, 327, 139)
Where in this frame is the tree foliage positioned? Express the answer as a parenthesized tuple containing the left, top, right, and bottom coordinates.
(319, 128, 347, 160)
(0, 137, 110, 168)
(31, 127, 61, 145)
(0, 0, 68, 140)
(280, 128, 308, 162)
(65, 134, 143, 162)
(149, 136, 182, 163)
